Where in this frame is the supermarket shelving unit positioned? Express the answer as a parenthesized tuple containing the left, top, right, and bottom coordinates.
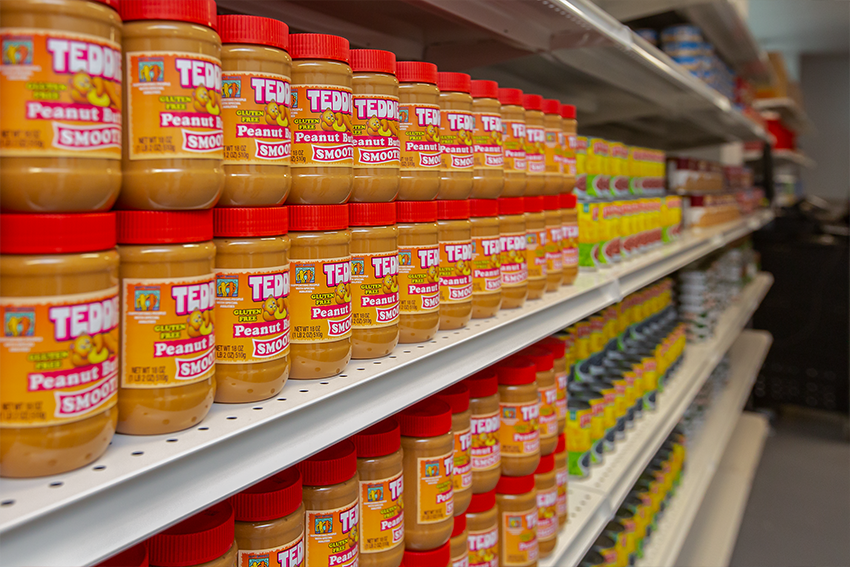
(753, 97, 814, 134)
(744, 148, 816, 169)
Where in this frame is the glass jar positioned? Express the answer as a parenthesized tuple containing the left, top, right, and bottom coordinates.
(148, 502, 237, 567)
(541, 99, 564, 196)
(470, 80, 505, 199)
(116, 210, 215, 435)
(288, 205, 352, 379)
(522, 94, 545, 197)
(213, 207, 291, 402)
(495, 475, 538, 567)
(561, 193, 579, 285)
(396, 201, 440, 343)
(436, 383, 473, 516)
(542, 196, 563, 292)
(466, 490, 499, 567)
(469, 199, 502, 319)
(534, 454, 558, 558)
(464, 369, 501, 494)
(498, 88, 526, 198)
(288, 34, 353, 204)
(396, 62, 441, 200)
(524, 196, 547, 300)
(554, 434, 568, 527)
(496, 355, 541, 476)
(536, 337, 567, 435)
(450, 514, 469, 567)
(437, 200, 473, 330)
(560, 105, 577, 194)
(520, 346, 557, 456)
(437, 72, 474, 200)
(498, 197, 528, 309)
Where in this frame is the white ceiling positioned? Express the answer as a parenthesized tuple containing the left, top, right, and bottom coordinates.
(747, 0, 850, 55)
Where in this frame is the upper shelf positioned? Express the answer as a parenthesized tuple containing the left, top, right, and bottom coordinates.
(753, 97, 814, 133)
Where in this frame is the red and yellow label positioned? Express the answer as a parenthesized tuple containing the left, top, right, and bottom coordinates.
(561, 131, 577, 176)
(562, 217, 578, 270)
(544, 224, 563, 274)
(524, 125, 545, 176)
(471, 410, 500, 471)
(121, 276, 215, 388)
(526, 227, 547, 282)
(453, 550, 470, 567)
(556, 466, 568, 518)
(290, 84, 352, 167)
(289, 257, 351, 343)
(500, 232, 527, 288)
(536, 486, 558, 542)
(352, 94, 400, 168)
(468, 525, 499, 567)
(0, 29, 122, 158)
(439, 239, 473, 304)
(502, 119, 526, 172)
(214, 267, 289, 364)
(538, 384, 558, 440)
(556, 370, 568, 422)
(351, 251, 399, 329)
(238, 533, 304, 567)
(544, 126, 562, 174)
(471, 235, 501, 296)
(126, 51, 222, 160)
(440, 109, 474, 170)
(417, 452, 454, 523)
(453, 426, 473, 492)
(306, 501, 359, 567)
(0, 289, 118, 427)
(222, 71, 291, 164)
(360, 471, 404, 554)
(501, 508, 538, 566)
(473, 112, 503, 169)
(399, 102, 441, 170)
(398, 244, 440, 314)
(499, 400, 539, 456)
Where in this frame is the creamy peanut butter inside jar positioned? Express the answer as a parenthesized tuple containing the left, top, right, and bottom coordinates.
(495, 475, 539, 567)
(498, 197, 528, 309)
(148, 501, 238, 567)
(496, 355, 541, 477)
(396, 62, 442, 201)
(469, 199, 502, 320)
(498, 88, 527, 199)
(437, 72, 474, 200)
(396, 200, 441, 343)
(436, 382, 473, 516)
(520, 346, 558, 457)
(541, 99, 565, 197)
(470, 80, 505, 199)
(464, 369, 502, 494)
(522, 94, 546, 197)
(437, 200, 473, 330)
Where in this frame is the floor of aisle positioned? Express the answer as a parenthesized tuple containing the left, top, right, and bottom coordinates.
(729, 406, 850, 567)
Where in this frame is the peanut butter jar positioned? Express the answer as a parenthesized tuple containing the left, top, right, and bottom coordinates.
(353, 418, 405, 567)
(560, 193, 579, 286)
(396, 201, 440, 343)
(541, 99, 564, 196)
(218, 15, 291, 207)
(148, 501, 238, 567)
(534, 454, 558, 557)
(498, 197, 528, 309)
(351, 49, 400, 203)
(496, 355, 541, 476)
(521, 94, 545, 197)
(561, 105, 577, 194)
(495, 475, 538, 567)
(287, 204, 352, 379)
(0, 213, 118, 477)
(554, 434, 568, 527)
(465, 369, 501, 494)
(437, 200, 473, 330)
(232, 468, 305, 565)
(403, 542, 451, 567)
(450, 514, 469, 567)
(542, 196, 564, 292)
(524, 196, 547, 300)
(116, 210, 216, 435)
(118, 0, 224, 210)
(0, 0, 122, 212)
(469, 80, 505, 199)
(288, 34, 353, 204)
(296, 440, 360, 567)
(396, 62, 441, 200)
(498, 88, 526, 198)
(469, 199, 502, 319)
(437, 72, 474, 200)
(95, 544, 148, 567)
(520, 346, 557, 456)
(213, 207, 290, 403)
(398, 398, 455, 551)
(466, 490, 499, 567)
(349, 202, 399, 359)
(436, 383, 473, 516)
(536, 337, 568, 435)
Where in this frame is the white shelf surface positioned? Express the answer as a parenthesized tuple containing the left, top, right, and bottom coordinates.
(637, 330, 773, 567)
(0, 213, 772, 567)
(540, 274, 773, 567)
(744, 148, 816, 169)
(753, 97, 814, 133)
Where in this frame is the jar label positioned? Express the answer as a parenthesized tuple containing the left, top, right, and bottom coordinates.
(562, 220, 579, 269)
(472, 112, 503, 169)
(470, 410, 500, 471)
(0, 28, 122, 159)
(351, 250, 399, 329)
(525, 126, 546, 175)
(440, 109, 474, 170)
(452, 551, 470, 567)
(536, 486, 558, 542)
(289, 256, 352, 343)
(399, 102, 441, 170)
(556, 370, 568, 420)
(238, 532, 304, 567)
(468, 525, 499, 567)
(453, 426, 473, 492)
(120, 276, 216, 389)
(500, 508, 538, 566)
(544, 225, 563, 273)
(567, 407, 592, 477)
(360, 470, 404, 554)
(0, 288, 119, 427)
(526, 227, 547, 282)
(352, 94, 400, 168)
(471, 235, 502, 296)
(398, 244, 440, 314)
(305, 500, 359, 567)
(556, 467, 568, 517)
(439, 240, 473, 303)
(564, 155, 577, 176)
(499, 400, 539, 456)
(578, 203, 597, 269)
(214, 266, 290, 364)
(544, 127, 562, 174)
(126, 51, 223, 160)
(222, 70, 291, 165)
(538, 385, 558, 439)
(499, 232, 527, 288)
(417, 451, 454, 524)
(501, 120, 526, 172)
(290, 84, 353, 168)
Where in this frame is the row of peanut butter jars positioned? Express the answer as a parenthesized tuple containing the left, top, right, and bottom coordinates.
(1, 0, 578, 212)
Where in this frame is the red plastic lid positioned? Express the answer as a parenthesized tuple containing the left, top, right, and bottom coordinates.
(396, 200, 438, 223)
(437, 72, 471, 93)
(522, 94, 543, 111)
(542, 99, 561, 115)
(435, 382, 470, 414)
(496, 474, 535, 495)
(120, 0, 216, 29)
(498, 88, 523, 106)
(350, 49, 396, 75)
(398, 399, 452, 438)
(470, 80, 499, 99)
(213, 207, 288, 237)
(556, 433, 566, 454)
(348, 202, 396, 226)
(520, 346, 554, 372)
(542, 195, 560, 211)
(91, 0, 119, 11)
(397, 61, 438, 84)
(403, 542, 451, 567)
(535, 453, 555, 475)
(469, 198, 499, 218)
(148, 502, 234, 567)
(231, 468, 302, 522)
(296, 440, 358, 486)
(289, 205, 348, 231)
(290, 34, 349, 63)
(560, 193, 577, 209)
(524, 196, 543, 213)
(537, 336, 566, 359)
(452, 513, 467, 537)
(498, 197, 525, 216)
(436, 199, 470, 220)
(467, 490, 496, 514)
(117, 211, 212, 244)
(95, 544, 148, 567)
(496, 355, 537, 385)
(465, 368, 498, 398)
(0, 213, 115, 254)
(218, 15, 289, 51)
(561, 104, 576, 119)
(352, 418, 401, 458)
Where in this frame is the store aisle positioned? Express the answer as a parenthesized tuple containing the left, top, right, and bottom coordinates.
(729, 408, 850, 567)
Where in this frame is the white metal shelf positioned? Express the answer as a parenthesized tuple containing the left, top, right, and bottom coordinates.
(744, 148, 816, 169)
(540, 275, 773, 567)
(0, 213, 772, 567)
(753, 97, 814, 133)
